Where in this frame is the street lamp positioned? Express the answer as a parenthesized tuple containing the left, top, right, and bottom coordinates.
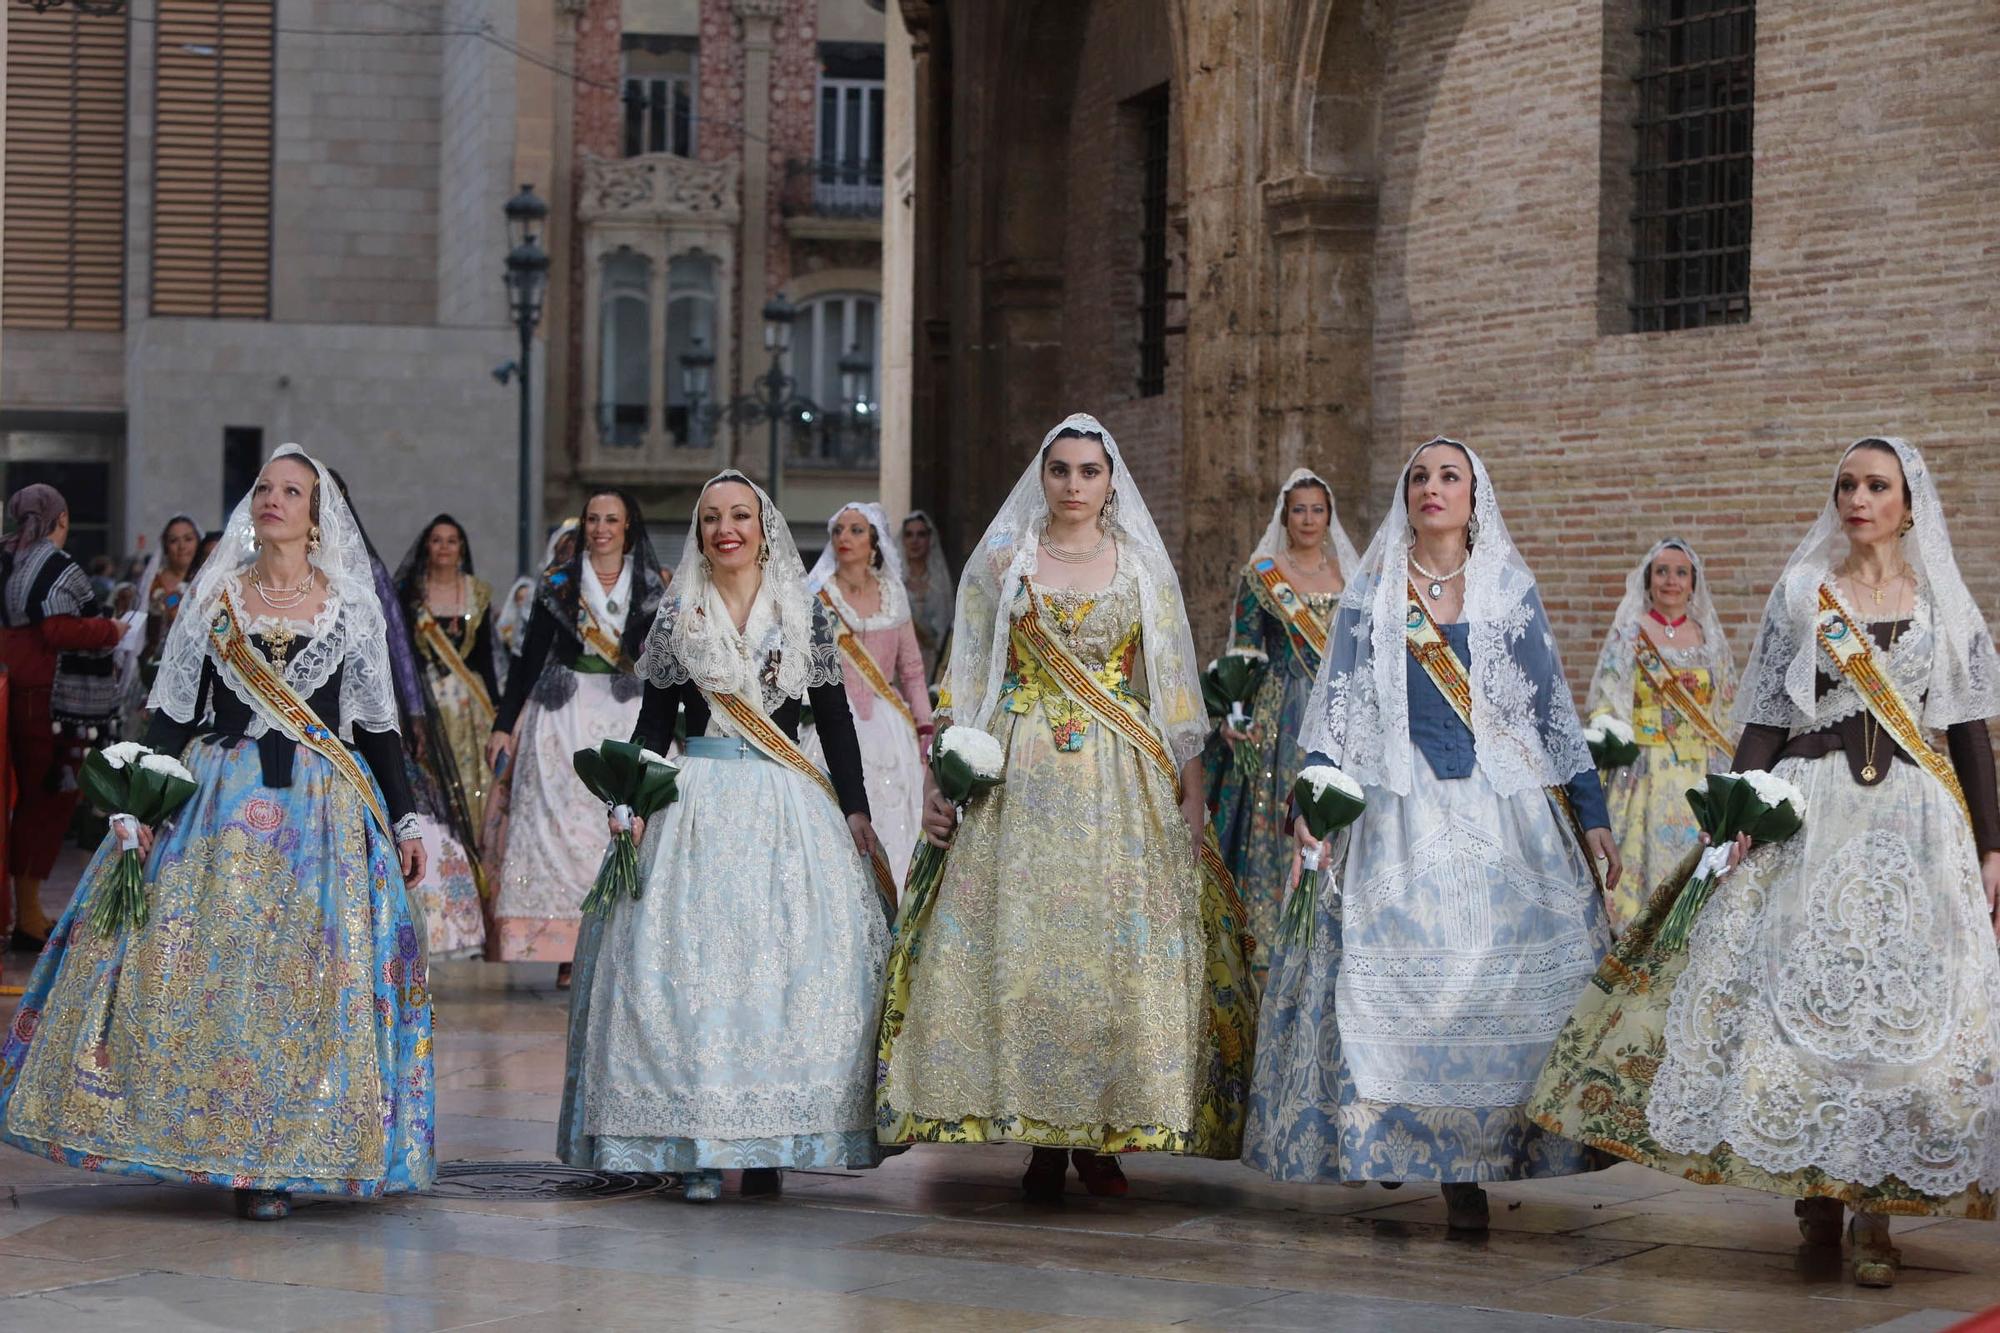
(501, 184, 550, 577)
(838, 343, 875, 459)
(677, 291, 818, 508)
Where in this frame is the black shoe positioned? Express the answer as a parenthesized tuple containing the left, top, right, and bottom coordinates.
(740, 1168, 783, 1197)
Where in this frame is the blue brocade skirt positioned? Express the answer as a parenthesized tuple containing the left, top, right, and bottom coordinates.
(0, 737, 435, 1196)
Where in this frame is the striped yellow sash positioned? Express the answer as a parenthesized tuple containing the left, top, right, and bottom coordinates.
(1015, 580, 1244, 906)
(702, 686, 901, 909)
(1633, 626, 1734, 760)
(414, 606, 495, 722)
(1249, 557, 1329, 667)
(816, 588, 918, 734)
(1403, 583, 1604, 892)
(1815, 584, 1970, 823)
(208, 588, 393, 839)
(579, 601, 634, 672)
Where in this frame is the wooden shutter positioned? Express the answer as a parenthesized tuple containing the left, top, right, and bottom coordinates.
(2, 8, 129, 331)
(152, 0, 273, 318)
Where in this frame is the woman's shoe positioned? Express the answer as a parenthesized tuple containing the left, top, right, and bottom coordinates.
(740, 1168, 783, 1197)
(1440, 1182, 1489, 1233)
(234, 1188, 291, 1221)
(1849, 1214, 1900, 1288)
(1795, 1197, 1843, 1248)
(1022, 1146, 1067, 1203)
(1071, 1150, 1129, 1198)
(682, 1169, 722, 1203)
(555, 963, 573, 990)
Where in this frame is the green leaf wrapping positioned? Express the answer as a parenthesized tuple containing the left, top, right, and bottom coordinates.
(1292, 777, 1366, 841)
(572, 747, 616, 803)
(573, 740, 685, 916)
(79, 750, 130, 818)
(1588, 735, 1642, 770)
(1748, 799, 1803, 844)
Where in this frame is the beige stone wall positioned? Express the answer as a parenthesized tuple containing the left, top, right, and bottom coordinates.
(877, 0, 914, 521)
(436, 0, 517, 327)
(1370, 0, 2000, 689)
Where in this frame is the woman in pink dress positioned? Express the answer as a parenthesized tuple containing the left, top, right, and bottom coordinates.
(807, 502, 933, 884)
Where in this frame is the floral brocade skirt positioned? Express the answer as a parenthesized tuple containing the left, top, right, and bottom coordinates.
(0, 737, 434, 1196)
(491, 671, 643, 962)
(1203, 662, 1313, 992)
(1599, 742, 1716, 932)
(876, 703, 1255, 1156)
(1528, 753, 2000, 1216)
(557, 737, 889, 1171)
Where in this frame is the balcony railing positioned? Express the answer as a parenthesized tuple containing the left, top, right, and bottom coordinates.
(783, 158, 884, 219)
(786, 412, 880, 471)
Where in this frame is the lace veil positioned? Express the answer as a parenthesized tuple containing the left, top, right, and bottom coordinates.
(1584, 537, 1736, 722)
(640, 470, 841, 712)
(1300, 437, 1594, 798)
(940, 412, 1208, 769)
(1249, 467, 1362, 578)
(805, 500, 913, 624)
(1734, 437, 1999, 731)
(148, 443, 399, 741)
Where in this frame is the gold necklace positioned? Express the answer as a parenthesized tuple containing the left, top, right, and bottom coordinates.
(1857, 615, 1908, 782)
(1040, 532, 1110, 565)
(1841, 562, 1911, 610)
(260, 620, 299, 668)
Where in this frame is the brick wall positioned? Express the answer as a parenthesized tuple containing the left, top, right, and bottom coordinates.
(1058, 0, 1184, 551)
(1370, 0, 2000, 697)
(270, 0, 443, 326)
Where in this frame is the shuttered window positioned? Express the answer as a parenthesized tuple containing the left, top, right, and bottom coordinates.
(151, 0, 274, 319)
(2, 8, 129, 331)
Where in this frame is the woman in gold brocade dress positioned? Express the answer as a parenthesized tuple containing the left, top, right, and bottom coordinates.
(876, 413, 1255, 1202)
(396, 515, 501, 825)
(1583, 538, 1736, 928)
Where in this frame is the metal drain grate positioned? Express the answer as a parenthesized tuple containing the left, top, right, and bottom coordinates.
(429, 1160, 677, 1200)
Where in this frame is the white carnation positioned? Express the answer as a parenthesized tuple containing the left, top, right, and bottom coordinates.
(1741, 768, 1805, 815)
(100, 741, 149, 770)
(938, 725, 1005, 779)
(1298, 763, 1362, 801)
(1224, 646, 1269, 663)
(137, 752, 193, 782)
(1586, 713, 1635, 745)
(1582, 725, 1605, 745)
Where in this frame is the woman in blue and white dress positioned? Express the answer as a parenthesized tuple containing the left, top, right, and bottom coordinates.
(1244, 437, 1622, 1230)
(559, 471, 888, 1202)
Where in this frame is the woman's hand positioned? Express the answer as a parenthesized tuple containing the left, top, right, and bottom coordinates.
(922, 786, 958, 848)
(1220, 723, 1258, 746)
(1585, 827, 1623, 894)
(1982, 851, 2000, 943)
(1700, 830, 1754, 871)
(848, 813, 880, 862)
(398, 837, 427, 886)
(484, 730, 515, 771)
(609, 811, 645, 843)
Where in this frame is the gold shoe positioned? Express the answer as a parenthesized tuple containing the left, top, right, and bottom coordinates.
(1849, 1215, 1900, 1288)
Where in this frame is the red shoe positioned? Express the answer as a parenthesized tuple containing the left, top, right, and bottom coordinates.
(1071, 1150, 1129, 1198)
(1022, 1146, 1067, 1202)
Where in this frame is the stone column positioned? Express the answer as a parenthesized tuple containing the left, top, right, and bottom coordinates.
(734, 0, 782, 421)
(878, 3, 918, 522)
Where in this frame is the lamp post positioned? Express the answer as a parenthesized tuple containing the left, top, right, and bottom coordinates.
(501, 184, 550, 577)
(678, 292, 816, 508)
(837, 342, 875, 466)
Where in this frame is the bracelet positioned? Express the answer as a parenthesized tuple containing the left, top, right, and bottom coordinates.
(392, 813, 424, 843)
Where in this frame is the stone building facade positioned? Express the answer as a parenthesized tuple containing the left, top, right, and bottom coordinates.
(899, 0, 2000, 682)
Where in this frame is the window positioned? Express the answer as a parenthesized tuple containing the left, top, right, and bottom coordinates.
(622, 36, 698, 158)
(222, 425, 263, 518)
(3, 5, 127, 331)
(1630, 0, 1753, 332)
(789, 293, 879, 470)
(152, 0, 275, 319)
(1134, 84, 1170, 397)
(664, 252, 718, 447)
(597, 250, 652, 448)
(812, 43, 885, 215)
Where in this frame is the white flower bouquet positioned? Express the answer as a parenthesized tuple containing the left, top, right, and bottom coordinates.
(1583, 712, 1641, 770)
(1279, 763, 1367, 948)
(899, 726, 1005, 934)
(1655, 769, 1808, 950)
(78, 742, 198, 934)
(573, 740, 681, 915)
(1203, 648, 1270, 730)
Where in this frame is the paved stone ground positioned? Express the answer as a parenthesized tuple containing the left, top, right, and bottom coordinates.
(0, 850, 1995, 1331)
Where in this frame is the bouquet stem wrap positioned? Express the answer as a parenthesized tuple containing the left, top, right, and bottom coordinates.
(573, 742, 681, 917)
(78, 743, 198, 936)
(1655, 770, 1806, 951)
(1279, 764, 1367, 949)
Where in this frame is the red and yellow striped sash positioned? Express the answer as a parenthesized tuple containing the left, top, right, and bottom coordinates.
(816, 588, 918, 735)
(1250, 557, 1329, 666)
(1632, 626, 1734, 760)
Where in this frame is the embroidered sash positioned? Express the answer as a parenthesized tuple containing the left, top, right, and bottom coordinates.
(1814, 584, 1971, 823)
(1249, 557, 1329, 669)
(579, 600, 633, 672)
(816, 588, 919, 734)
(414, 605, 495, 722)
(1632, 626, 1734, 760)
(1014, 580, 1245, 906)
(702, 686, 901, 909)
(207, 588, 393, 839)
(1403, 584, 1604, 893)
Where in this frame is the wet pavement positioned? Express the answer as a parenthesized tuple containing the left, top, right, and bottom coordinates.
(0, 856, 1995, 1331)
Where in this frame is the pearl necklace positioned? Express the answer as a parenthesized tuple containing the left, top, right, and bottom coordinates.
(1040, 531, 1110, 565)
(1408, 551, 1468, 602)
(252, 564, 316, 610)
